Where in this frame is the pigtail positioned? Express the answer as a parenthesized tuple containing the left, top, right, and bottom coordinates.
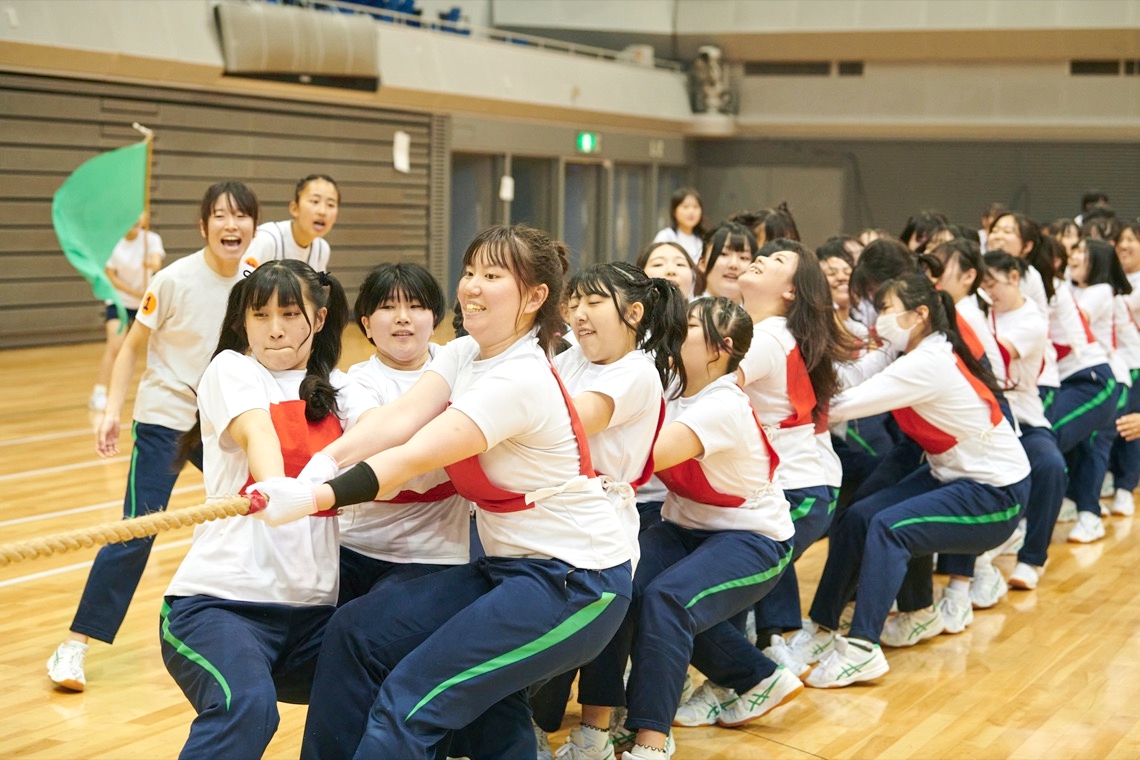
(300, 271, 348, 422)
(640, 277, 688, 399)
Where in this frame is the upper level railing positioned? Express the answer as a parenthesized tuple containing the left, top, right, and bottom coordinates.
(258, 0, 686, 72)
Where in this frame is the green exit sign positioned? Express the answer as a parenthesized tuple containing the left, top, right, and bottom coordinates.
(576, 131, 601, 153)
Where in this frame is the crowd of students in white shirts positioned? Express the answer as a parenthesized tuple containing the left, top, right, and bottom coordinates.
(44, 177, 1140, 760)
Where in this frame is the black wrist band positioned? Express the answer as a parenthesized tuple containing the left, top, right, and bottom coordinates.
(328, 462, 380, 508)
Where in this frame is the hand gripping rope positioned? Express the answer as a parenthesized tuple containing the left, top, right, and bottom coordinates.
(0, 492, 266, 568)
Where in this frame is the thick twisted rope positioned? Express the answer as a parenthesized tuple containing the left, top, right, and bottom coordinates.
(0, 493, 264, 568)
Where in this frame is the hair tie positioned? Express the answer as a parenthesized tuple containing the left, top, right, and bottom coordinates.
(318, 271, 331, 287)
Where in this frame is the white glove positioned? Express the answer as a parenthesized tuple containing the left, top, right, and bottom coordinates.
(246, 478, 318, 527)
(298, 451, 340, 486)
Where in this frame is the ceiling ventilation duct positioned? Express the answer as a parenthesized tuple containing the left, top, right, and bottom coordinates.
(214, 1, 380, 91)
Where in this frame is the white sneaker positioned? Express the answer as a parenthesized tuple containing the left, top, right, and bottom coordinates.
(1057, 498, 1078, 522)
(1102, 472, 1116, 499)
(716, 666, 804, 727)
(937, 587, 974, 634)
(969, 563, 1008, 609)
(536, 722, 553, 760)
(47, 640, 88, 691)
(879, 606, 944, 648)
(1008, 562, 1043, 590)
(761, 634, 810, 678)
(837, 602, 856, 635)
(784, 620, 837, 665)
(678, 671, 694, 705)
(804, 636, 889, 688)
(87, 388, 107, 412)
(1068, 511, 1106, 543)
(1112, 489, 1135, 516)
(672, 680, 735, 727)
(997, 522, 1026, 556)
(554, 726, 615, 760)
(744, 608, 757, 645)
(621, 734, 674, 760)
(608, 707, 635, 756)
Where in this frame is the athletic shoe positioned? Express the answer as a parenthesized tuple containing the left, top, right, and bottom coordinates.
(554, 726, 616, 760)
(46, 640, 88, 691)
(938, 587, 974, 634)
(1057, 498, 1078, 522)
(969, 563, 1008, 609)
(716, 666, 804, 727)
(762, 634, 810, 678)
(837, 602, 856, 635)
(784, 620, 837, 665)
(678, 671, 694, 705)
(744, 608, 757, 645)
(621, 734, 674, 760)
(1068, 511, 1106, 543)
(87, 388, 107, 412)
(536, 722, 554, 760)
(997, 521, 1026, 556)
(1102, 472, 1116, 499)
(879, 606, 944, 648)
(1112, 489, 1136, 517)
(672, 680, 735, 727)
(804, 636, 889, 689)
(608, 707, 635, 756)
(1008, 562, 1043, 590)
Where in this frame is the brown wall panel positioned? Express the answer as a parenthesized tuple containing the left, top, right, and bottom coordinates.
(0, 72, 434, 347)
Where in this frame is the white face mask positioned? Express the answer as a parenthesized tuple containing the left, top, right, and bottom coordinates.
(875, 312, 915, 349)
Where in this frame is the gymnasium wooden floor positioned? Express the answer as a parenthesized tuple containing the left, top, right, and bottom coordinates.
(2, 333, 1140, 759)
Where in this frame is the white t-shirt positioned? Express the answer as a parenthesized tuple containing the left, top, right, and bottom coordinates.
(428, 333, 631, 570)
(1053, 280, 1108, 380)
(554, 347, 664, 567)
(1074, 284, 1128, 384)
(166, 351, 377, 606)
(133, 250, 244, 431)
(338, 349, 472, 565)
(553, 348, 662, 485)
(246, 220, 331, 272)
(1115, 293, 1140, 371)
(736, 317, 827, 489)
(106, 231, 165, 309)
(830, 333, 1031, 487)
(652, 227, 703, 264)
(660, 376, 793, 539)
(990, 300, 1050, 429)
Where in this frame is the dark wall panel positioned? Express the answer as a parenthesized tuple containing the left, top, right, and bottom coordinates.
(695, 139, 1140, 242)
(0, 73, 433, 347)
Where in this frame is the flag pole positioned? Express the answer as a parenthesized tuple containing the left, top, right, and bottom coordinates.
(131, 122, 154, 225)
(132, 122, 157, 294)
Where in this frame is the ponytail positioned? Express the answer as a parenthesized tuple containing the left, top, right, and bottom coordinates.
(639, 277, 688, 399)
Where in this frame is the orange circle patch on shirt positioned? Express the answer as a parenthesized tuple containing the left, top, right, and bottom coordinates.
(140, 291, 157, 316)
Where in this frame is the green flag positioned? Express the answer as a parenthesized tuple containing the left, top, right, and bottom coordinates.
(52, 140, 148, 325)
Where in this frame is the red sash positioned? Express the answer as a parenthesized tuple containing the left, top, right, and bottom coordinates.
(242, 399, 343, 517)
(781, 346, 817, 429)
(656, 404, 779, 508)
(443, 363, 594, 513)
(956, 313, 986, 361)
(890, 356, 1003, 455)
(1054, 288, 1097, 360)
